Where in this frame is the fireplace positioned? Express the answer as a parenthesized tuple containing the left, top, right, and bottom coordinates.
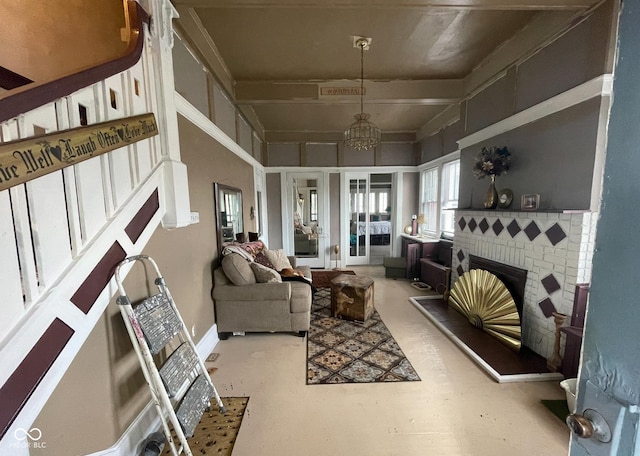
(468, 254, 527, 319)
(453, 209, 597, 361)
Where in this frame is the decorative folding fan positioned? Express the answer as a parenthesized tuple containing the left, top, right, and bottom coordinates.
(448, 269, 521, 352)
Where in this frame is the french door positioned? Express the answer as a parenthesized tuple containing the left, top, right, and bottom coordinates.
(282, 171, 328, 268)
(342, 172, 394, 266)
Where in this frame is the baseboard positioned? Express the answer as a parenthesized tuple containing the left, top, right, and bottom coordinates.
(87, 323, 219, 456)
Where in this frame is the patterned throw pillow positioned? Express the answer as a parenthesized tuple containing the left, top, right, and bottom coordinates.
(250, 262, 282, 283)
(254, 252, 276, 270)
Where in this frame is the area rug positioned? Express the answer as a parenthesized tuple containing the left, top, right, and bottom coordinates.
(311, 269, 355, 288)
(307, 288, 421, 384)
(161, 397, 248, 455)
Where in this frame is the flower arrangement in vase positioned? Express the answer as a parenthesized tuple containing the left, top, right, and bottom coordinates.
(473, 146, 511, 209)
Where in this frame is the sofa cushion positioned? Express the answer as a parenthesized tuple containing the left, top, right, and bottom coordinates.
(251, 262, 282, 283)
(221, 253, 257, 285)
(264, 248, 293, 271)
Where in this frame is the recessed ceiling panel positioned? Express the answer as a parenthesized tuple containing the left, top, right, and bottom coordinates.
(195, 8, 536, 80)
(252, 103, 448, 132)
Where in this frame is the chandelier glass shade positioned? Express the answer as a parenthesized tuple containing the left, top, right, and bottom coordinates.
(344, 38, 381, 151)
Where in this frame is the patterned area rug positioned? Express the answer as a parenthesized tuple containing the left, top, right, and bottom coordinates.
(307, 288, 421, 384)
(161, 397, 248, 455)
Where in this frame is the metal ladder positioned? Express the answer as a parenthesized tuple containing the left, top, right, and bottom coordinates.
(115, 255, 226, 456)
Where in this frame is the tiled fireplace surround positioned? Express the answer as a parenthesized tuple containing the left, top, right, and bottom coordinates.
(453, 209, 597, 361)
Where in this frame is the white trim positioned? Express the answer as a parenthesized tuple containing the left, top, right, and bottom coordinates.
(175, 92, 263, 171)
(457, 74, 613, 149)
(85, 324, 219, 456)
(265, 165, 416, 174)
(409, 297, 564, 384)
(416, 149, 460, 172)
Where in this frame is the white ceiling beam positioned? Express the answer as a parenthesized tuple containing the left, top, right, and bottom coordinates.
(172, 0, 599, 11)
(235, 79, 464, 105)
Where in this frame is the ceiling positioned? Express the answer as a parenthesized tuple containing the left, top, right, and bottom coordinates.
(172, 0, 604, 142)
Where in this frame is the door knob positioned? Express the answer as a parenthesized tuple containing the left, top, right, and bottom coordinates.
(566, 409, 611, 442)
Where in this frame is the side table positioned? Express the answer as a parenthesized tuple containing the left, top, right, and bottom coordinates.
(330, 274, 374, 322)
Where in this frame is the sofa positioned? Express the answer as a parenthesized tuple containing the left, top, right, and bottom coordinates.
(212, 246, 313, 340)
(419, 238, 453, 298)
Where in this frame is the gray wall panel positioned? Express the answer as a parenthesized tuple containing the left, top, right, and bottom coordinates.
(421, 132, 443, 164)
(307, 143, 338, 167)
(173, 38, 209, 118)
(515, 7, 612, 112)
(267, 143, 301, 167)
(266, 173, 283, 249)
(459, 98, 601, 210)
(466, 70, 516, 134)
(379, 143, 414, 166)
(343, 148, 375, 167)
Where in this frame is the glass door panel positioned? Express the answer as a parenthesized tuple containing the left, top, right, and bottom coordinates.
(348, 176, 369, 264)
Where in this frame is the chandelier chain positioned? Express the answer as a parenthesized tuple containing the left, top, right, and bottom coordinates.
(343, 37, 382, 151)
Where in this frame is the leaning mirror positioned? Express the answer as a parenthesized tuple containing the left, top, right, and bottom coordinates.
(214, 183, 243, 252)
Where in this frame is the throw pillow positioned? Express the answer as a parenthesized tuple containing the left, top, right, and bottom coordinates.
(250, 262, 282, 283)
(221, 253, 257, 285)
(254, 252, 276, 270)
(263, 248, 292, 271)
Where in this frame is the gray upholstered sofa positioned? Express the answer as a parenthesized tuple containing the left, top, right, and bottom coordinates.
(212, 252, 312, 340)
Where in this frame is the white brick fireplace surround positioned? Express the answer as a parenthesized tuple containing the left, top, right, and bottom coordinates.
(452, 209, 597, 361)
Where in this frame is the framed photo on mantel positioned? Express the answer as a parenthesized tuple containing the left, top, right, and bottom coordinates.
(521, 194, 540, 211)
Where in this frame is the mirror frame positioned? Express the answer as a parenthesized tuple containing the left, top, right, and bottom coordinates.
(214, 183, 244, 254)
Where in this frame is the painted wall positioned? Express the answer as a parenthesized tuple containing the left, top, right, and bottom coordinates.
(401, 172, 419, 230)
(267, 142, 415, 167)
(266, 173, 284, 249)
(31, 115, 257, 454)
(173, 35, 210, 118)
(459, 98, 603, 210)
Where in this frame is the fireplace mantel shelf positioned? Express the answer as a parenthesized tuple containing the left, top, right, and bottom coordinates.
(451, 208, 592, 214)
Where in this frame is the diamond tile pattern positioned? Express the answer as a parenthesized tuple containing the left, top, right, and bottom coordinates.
(507, 220, 521, 238)
(307, 288, 420, 384)
(546, 223, 567, 246)
(492, 219, 504, 236)
(458, 217, 467, 231)
(468, 218, 477, 232)
(538, 298, 557, 318)
(479, 218, 489, 233)
(524, 221, 542, 241)
(541, 274, 561, 294)
(457, 250, 465, 262)
(457, 265, 465, 276)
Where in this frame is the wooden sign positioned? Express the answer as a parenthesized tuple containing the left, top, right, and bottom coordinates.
(0, 113, 158, 191)
(319, 87, 365, 96)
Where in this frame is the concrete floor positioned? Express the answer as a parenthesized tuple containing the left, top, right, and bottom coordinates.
(207, 265, 570, 456)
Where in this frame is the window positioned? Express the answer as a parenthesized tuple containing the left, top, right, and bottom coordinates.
(419, 156, 460, 238)
(420, 168, 438, 234)
(440, 160, 460, 236)
(310, 190, 318, 222)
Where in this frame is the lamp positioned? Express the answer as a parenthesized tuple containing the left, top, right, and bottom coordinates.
(344, 37, 381, 151)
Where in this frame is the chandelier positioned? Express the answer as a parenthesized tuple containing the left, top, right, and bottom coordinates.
(343, 38, 381, 151)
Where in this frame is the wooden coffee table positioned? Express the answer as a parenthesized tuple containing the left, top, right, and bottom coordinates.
(330, 274, 374, 322)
